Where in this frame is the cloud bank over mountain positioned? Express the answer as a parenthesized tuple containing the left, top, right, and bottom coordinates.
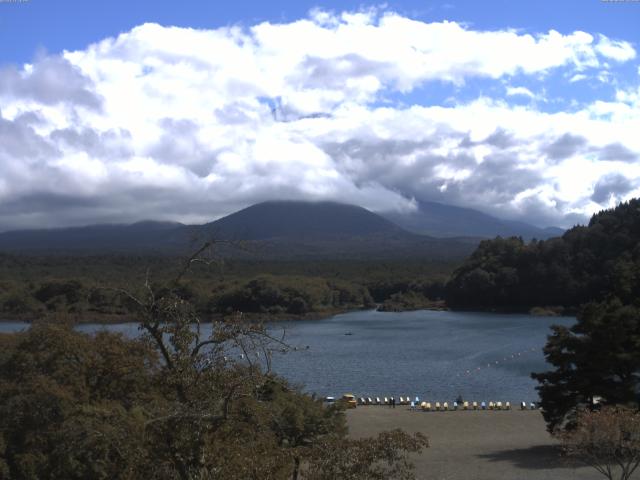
(0, 8, 639, 230)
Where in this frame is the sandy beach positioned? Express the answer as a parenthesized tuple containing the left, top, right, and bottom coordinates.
(347, 406, 604, 480)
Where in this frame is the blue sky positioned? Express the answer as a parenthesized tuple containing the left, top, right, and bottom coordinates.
(0, 0, 639, 230)
(3, 0, 639, 65)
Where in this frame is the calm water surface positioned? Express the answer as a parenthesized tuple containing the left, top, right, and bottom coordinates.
(0, 310, 574, 402)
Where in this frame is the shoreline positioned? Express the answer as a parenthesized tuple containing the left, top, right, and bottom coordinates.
(0, 306, 366, 325)
(449, 305, 578, 317)
(0, 303, 577, 325)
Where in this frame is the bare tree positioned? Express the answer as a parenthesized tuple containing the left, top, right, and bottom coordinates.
(111, 240, 429, 480)
(114, 240, 294, 479)
(560, 406, 640, 480)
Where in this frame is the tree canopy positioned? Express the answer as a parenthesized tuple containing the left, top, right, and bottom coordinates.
(560, 406, 640, 480)
(446, 199, 640, 311)
(532, 299, 640, 433)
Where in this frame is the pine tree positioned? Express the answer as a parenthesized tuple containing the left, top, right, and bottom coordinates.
(532, 299, 640, 432)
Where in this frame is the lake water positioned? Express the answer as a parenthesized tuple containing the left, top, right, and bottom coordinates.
(0, 310, 574, 403)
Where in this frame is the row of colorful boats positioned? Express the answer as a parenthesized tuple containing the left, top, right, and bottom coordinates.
(329, 395, 539, 410)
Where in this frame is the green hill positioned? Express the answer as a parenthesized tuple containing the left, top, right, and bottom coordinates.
(445, 198, 640, 311)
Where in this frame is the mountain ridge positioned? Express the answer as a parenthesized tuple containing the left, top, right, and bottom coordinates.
(382, 200, 564, 240)
(0, 200, 562, 259)
(200, 200, 406, 240)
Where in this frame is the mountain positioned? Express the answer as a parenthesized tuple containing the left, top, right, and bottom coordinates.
(202, 201, 404, 240)
(0, 201, 477, 260)
(382, 200, 564, 239)
(195, 201, 477, 260)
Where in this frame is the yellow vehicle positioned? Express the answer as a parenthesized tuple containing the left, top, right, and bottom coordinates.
(340, 393, 358, 409)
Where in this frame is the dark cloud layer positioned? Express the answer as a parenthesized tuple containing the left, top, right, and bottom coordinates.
(146, 119, 220, 178)
(0, 56, 101, 109)
(591, 174, 636, 204)
(543, 133, 588, 161)
(597, 142, 638, 162)
(49, 127, 133, 159)
(0, 113, 58, 160)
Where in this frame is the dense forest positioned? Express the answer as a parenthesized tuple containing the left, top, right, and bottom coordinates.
(0, 255, 453, 322)
(445, 199, 640, 312)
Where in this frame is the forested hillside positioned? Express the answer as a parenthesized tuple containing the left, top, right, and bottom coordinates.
(445, 199, 640, 311)
(0, 255, 454, 322)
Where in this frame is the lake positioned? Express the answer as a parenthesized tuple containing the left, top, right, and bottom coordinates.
(0, 310, 574, 403)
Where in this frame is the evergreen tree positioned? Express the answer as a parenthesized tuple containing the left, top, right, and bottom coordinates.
(532, 299, 640, 432)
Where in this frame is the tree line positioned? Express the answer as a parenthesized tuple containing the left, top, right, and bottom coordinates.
(0, 255, 453, 321)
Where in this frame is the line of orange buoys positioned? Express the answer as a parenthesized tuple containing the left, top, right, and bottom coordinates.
(456, 347, 539, 377)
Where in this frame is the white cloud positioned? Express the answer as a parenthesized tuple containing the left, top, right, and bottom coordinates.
(0, 10, 638, 230)
(505, 86, 535, 98)
(595, 35, 637, 62)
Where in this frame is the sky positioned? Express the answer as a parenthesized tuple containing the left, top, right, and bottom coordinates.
(0, 0, 639, 231)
